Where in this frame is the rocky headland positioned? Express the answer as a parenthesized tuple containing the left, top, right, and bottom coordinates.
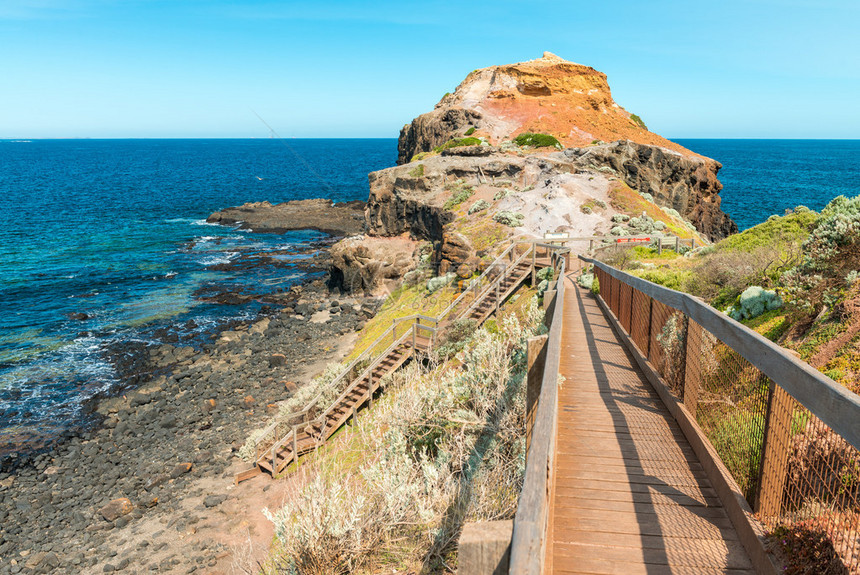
(330, 53, 736, 298)
(0, 52, 741, 575)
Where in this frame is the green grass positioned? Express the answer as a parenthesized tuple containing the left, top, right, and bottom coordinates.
(631, 246, 680, 261)
(715, 209, 818, 253)
(464, 127, 476, 136)
(432, 137, 482, 153)
(408, 164, 425, 178)
(629, 113, 647, 129)
(512, 132, 562, 149)
(631, 268, 692, 291)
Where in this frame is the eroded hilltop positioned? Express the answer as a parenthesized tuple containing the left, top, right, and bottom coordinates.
(332, 52, 737, 295)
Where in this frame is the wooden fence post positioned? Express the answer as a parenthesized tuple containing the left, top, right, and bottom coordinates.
(683, 320, 702, 419)
(526, 334, 549, 453)
(756, 384, 794, 518)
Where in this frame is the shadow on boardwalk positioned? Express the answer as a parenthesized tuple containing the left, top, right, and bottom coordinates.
(548, 274, 754, 574)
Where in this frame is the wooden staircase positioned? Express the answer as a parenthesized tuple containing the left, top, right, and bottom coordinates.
(239, 241, 566, 482)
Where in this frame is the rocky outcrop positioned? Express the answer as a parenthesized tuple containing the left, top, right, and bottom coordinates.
(365, 168, 456, 239)
(329, 236, 418, 295)
(207, 199, 365, 236)
(397, 52, 696, 165)
(367, 140, 735, 242)
(565, 141, 738, 239)
(398, 108, 484, 165)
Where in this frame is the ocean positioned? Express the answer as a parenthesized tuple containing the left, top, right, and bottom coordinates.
(1, 138, 858, 452)
(0, 138, 395, 452)
(676, 139, 860, 231)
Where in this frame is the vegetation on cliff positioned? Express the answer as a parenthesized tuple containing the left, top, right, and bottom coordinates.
(598, 195, 860, 394)
(259, 295, 544, 574)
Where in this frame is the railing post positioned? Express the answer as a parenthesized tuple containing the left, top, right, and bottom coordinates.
(677, 315, 690, 395)
(675, 236, 680, 252)
(412, 322, 416, 350)
(526, 334, 549, 452)
(756, 383, 793, 517)
(292, 425, 298, 463)
(657, 236, 663, 255)
(627, 284, 634, 333)
(531, 246, 536, 286)
(495, 281, 500, 314)
(646, 296, 653, 360)
(683, 320, 702, 419)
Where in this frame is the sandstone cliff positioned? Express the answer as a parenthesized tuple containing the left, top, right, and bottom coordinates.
(398, 52, 694, 165)
(331, 52, 737, 294)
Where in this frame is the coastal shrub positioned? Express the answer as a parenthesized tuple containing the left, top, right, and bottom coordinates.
(433, 137, 483, 153)
(591, 276, 600, 295)
(408, 164, 425, 178)
(427, 273, 456, 294)
(264, 299, 545, 572)
(512, 132, 563, 149)
(536, 266, 554, 282)
(468, 199, 490, 214)
(611, 214, 630, 223)
(493, 189, 513, 200)
(629, 113, 647, 129)
(577, 272, 594, 289)
(782, 195, 860, 313)
(444, 186, 474, 210)
(434, 318, 478, 358)
(464, 127, 476, 136)
(580, 205, 592, 214)
(726, 286, 783, 321)
(493, 211, 524, 227)
(610, 225, 628, 236)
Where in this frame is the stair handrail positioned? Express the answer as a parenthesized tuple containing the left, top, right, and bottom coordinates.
(435, 241, 520, 320)
(256, 239, 570, 471)
(252, 321, 402, 458)
(458, 243, 535, 320)
(315, 324, 415, 444)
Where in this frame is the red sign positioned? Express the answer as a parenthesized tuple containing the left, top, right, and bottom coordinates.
(616, 237, 651, 244)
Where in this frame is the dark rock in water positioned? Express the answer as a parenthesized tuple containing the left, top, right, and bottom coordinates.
(206, 198, 366, 236)
(66, 312, 90, 321)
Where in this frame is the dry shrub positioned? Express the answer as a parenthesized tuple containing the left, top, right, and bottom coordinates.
(262, 299, 544, 574)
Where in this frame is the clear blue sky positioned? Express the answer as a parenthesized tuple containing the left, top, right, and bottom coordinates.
(1, 0, 858, 139)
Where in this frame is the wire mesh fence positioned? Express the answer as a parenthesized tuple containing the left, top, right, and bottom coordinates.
(593, 264, 860, 573)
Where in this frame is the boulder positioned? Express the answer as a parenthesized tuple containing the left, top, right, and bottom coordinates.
(99, 498, 133, 522)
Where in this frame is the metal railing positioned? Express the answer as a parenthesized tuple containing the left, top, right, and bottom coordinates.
(509, 249, 568, 575)
(583, 256, 860, 573)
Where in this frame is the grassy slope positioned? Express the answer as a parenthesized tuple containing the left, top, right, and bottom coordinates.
(618, 208, 860, 393)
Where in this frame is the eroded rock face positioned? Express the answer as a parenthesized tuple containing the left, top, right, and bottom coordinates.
(329, 236, 418, 295)
(398, 107, 484, 165)
(565, 141, 738, 239)
(367, 142, 735, 242)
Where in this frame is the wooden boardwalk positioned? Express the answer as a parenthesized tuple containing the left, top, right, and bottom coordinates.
(548, 274, 755, 574)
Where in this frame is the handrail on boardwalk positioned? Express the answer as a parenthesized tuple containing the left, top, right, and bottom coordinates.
(509, 255, 566, 575)
(580, 255, 860, 451)
(575, 254, 860, 574)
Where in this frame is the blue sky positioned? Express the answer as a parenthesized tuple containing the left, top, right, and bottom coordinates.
(1, 0, 858, 139)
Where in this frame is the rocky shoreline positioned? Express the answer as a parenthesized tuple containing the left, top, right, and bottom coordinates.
(0, 255, 381, 574)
